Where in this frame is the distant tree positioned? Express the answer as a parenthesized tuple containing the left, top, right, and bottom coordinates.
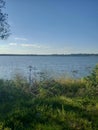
(0, 0, 10, 39)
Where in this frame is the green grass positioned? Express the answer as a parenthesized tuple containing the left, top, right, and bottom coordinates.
(0, 65, 98, 130)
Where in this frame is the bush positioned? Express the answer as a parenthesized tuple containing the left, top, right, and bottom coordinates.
(84, 64, 98, 87)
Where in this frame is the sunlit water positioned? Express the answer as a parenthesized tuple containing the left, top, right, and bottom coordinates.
(0, 55, 98, 79)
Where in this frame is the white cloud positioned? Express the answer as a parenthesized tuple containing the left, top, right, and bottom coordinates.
(9, 42, 44, 48)
(14, 37, 28, 41)
(9, 43, 17, 46)
(8, 42, 48, 49)
(21, 43, 41, 48)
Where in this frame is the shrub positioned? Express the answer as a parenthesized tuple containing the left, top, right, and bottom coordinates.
(84, 64, 98, 87)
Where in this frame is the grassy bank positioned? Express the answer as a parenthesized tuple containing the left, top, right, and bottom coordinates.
(0, 65, 98, 130)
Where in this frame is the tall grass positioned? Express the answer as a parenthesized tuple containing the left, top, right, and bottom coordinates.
(0, 65, 98, 130)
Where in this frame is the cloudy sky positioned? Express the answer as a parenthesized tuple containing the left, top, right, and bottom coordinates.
(0, 0, 98, 54)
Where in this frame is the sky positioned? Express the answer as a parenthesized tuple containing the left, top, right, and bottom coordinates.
(0, 0, 98, 54)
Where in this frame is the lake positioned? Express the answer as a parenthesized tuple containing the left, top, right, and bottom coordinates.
(0, 55, 98, 79)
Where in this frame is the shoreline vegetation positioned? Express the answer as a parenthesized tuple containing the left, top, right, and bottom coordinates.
(0, 53, 98, 56)
(0, 65, 98, 130)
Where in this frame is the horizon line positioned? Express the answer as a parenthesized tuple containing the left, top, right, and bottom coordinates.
(0, 53, 98, 56)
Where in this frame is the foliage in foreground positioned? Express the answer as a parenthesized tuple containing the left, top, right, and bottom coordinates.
(0, 65, 98, 130)
(0, 0, 10, 39)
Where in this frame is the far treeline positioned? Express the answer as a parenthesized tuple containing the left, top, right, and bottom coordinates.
(0, 54, 98, 56)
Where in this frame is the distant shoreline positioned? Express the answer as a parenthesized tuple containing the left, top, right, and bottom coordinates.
(0, 54, 98, 56)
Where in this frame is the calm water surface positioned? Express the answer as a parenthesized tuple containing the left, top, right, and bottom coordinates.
(0, 56, 98, 79)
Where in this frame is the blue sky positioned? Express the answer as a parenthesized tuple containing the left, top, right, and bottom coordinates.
(0, 0, 98, 54)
